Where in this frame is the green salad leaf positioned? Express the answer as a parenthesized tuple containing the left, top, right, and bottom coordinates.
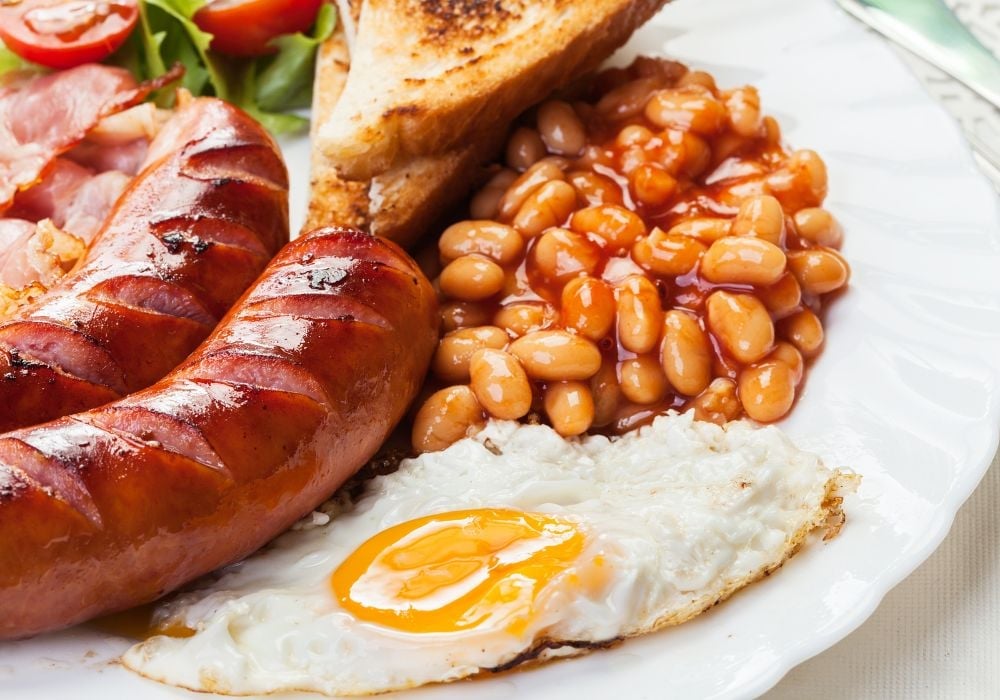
(143, 0, 226, 98)
(109, 0, 337, 133)
(0, 39, 43, 78)
(256, 3, 337, 112)
(0, 43, 24, 75)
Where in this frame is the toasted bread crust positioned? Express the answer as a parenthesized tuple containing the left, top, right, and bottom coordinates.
(306, 29, 503, 246)
(307, 1, 668, 246)
(307, 34, 370, 232)
(318, 0, 669, 180)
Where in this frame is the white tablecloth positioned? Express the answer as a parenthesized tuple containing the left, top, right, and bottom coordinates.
(769, 1, 1000, 695)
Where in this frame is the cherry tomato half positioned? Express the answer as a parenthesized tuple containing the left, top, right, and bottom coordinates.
(0, 0, 139, 70)
(194, 0, 325, 57)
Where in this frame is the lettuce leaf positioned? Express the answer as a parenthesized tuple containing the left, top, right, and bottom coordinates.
(143, 0, 226, 99)
(255, 3, 337, 112)
(109, 0, 336, 134)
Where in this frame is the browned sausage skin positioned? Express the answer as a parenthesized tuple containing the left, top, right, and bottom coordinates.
(0, 228, 438, 640)
(0, 97, 289, 432)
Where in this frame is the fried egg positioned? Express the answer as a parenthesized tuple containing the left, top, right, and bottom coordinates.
(122, 412, 846, 696)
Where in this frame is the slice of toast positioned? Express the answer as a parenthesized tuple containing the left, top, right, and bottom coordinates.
(305, 28, 504, 246)
(316, 0, 668, 181)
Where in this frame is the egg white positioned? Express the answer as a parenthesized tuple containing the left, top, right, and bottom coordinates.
(122, 412, 845, 696)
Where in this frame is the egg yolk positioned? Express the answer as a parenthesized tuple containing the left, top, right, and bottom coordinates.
(331, 508, 586, 635)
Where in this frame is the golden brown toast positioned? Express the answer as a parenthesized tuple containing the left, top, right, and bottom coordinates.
(305, 28, 503, 247)
(315, 0, 669, 181)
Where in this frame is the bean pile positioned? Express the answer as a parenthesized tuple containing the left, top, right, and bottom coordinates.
(413, 58, 849, 453)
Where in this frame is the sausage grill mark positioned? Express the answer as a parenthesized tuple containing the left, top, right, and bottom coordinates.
(0, 228, 438, 640)
(0, 97, 289, 433)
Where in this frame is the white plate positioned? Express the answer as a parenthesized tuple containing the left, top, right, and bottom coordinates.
(3, 0, 1000, 697)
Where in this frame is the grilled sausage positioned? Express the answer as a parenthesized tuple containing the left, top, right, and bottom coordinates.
(0, 228, 438, 639)
(0, 96, 288, 432)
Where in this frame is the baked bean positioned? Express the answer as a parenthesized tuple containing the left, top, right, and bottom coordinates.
(666, 217, 730, 244)
(573, 100, 598, 127)
(688, 377, 741, 425)
(544, 381, 596, 436)
(500, 269, 531, 299)
(779, 308, 824, 357)
(709, 132, 750, 167)
(618, 144, 648, 175)
(661, 310, 712, 395)
(767, 149, 828, 211)
(438, 220, 524, 265)
(714, 176, 767, 209)
(700, 236, 787, 286)
(531, 228, 602, 283)
(493, 302, 558, 337)
(506, 127, 546, 171)
(615, 124, 655, 148)
(632, 229, 707, 276)
(412, 385, 485, 453)
(794, 207, 844, 248)
(677, 70, 718, 94)
(630, 163, 678, 206)
(645, 89, 727, 135)
(596, 77, 659, 119)
(724, 86, 763, 138)
(633, 56, 687, 83)
(711, 350, 739, 384)
(657, 129, 711, 178)
(440, 301, 492, 332)
(731, 194, 785, 245)
(512, 180, 577, 237)
(469, 169, 517, 219)
(763, 115, 781, 145)
(537, 155, 572, 170)
(590, 359, 622, 427)
(439, 254, 505, 301)
(468, 348, 533, 420)
(432, 325, 509, 383)
(497, 160, 565, 221)
(617, 275, 664, 354)
(826, 247, 851, 277)
(757, 272, 802, 319)
(619, 355, 668, 404)
(561, 276, 616, 340)
(705, 290, 774, 363)
(428, 59, 848, 435)
(568, 170, 624, 206)
(738, 361, 795, 422)
(570, 204, 646, 250)
(508, 330, 602, 381)
(786, 249, 849, 295)
(573, 145, 610, 172)
(537, 100, 586, 156)
(766, 341, 804, 384)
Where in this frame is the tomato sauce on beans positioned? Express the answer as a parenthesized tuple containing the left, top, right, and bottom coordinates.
(413, 57, 849, 453)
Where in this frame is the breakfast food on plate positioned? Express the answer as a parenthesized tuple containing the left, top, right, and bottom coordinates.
(0, 64, 183, 306)
(0, 6, 854, 695)
(305, 26, 506, 247)
(0, 0, 334, 133)
(124, 412, 848, 696)
(0, 228, 437, 639)
(415, 58, 850, 452)
(317, 0, 670, 180)
(307, 0, 670, 246)
(0, 63, 177, 210)
(0, 94, 289, 432)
